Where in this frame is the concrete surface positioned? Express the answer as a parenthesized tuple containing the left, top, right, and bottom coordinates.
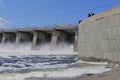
(78, 7, 120, 61)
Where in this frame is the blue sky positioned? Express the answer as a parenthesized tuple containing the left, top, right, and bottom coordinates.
(0, 0, 120, 28)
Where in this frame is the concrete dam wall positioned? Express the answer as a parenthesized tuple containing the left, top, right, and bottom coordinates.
(0, 25, 78, 52)
(78, 7, 120, 61)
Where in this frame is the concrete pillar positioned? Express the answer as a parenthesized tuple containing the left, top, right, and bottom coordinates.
(51, 30, 66, 50)
(31, 31, 51, 50)
(51, 34, 58, 50)
(1, 33, 6, 44)
(31, 32, 38, 49)
(74, 31, 78, 52)
(15, 32, 21, 46)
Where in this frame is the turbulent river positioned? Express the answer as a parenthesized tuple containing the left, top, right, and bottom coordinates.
(0, 42, 77, 73)
(0, 43, 111, 80)
(0, 55, 77, 73)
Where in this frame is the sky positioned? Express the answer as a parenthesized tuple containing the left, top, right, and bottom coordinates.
(0, 0, 120, 29)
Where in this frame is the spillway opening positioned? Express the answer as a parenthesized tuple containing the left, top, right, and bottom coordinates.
(66, 32, 75, 44)
(3, 33, 16, 43)
(34, 33, 52, 50)
(19, 32, 33, 44)
(57, 32, 75, 46)
(0, 30, 77, 55)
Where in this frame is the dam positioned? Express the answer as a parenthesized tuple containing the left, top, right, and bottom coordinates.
(0, 25, 78, 52)
(0, 6, 119, 80)
(1, 7, 120, 62)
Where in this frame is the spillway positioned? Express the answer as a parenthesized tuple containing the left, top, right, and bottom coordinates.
(0, 25, 78, 74)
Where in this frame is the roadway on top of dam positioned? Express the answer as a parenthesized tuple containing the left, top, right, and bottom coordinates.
(0, 25, 78, 33)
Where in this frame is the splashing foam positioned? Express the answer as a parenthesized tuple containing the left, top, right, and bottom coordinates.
(0, 42, 77, 56)
(0, 65, 111, 80)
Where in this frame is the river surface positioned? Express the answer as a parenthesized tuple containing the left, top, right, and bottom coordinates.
(0, 55, 77, 73)
(0, 54, 111, 80)
(0, 43, 111, 80)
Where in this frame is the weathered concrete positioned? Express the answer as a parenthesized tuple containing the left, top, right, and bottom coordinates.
(15, 32, 21, 46)
(78, 7, 120, 61)
(31, 32, 38, 49)
(51, 30, 67, 50)
(74, 31, 78, 52)
(32, 31, 51, 49)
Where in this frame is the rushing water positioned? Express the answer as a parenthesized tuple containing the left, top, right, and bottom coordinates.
(0, 42, 78, 73)
(0, 55, 77, 73)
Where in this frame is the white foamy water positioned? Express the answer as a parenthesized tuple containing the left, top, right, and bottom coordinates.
(0, 42, 76, 56)
(0, 42, 78, 73)
(0, 63, 111, 80)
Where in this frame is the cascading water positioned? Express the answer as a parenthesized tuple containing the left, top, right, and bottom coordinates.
(0, 42, 76, 55)
(0, 42, 78, 73)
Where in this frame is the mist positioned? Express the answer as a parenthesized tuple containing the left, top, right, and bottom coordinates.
(0, 42, 76, 56)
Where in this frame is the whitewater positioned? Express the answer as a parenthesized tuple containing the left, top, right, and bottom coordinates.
(0, 42, 111, 80)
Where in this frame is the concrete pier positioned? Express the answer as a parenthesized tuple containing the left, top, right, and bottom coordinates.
(51, 30, 67, 50)
(74, 31, 78, 52)
(31, 31, 51, 49)
(31, 32, 38, 49)
(51, 31, 58, 50)
(1, 33, 6, 44)
(15, 32, 21, 46)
